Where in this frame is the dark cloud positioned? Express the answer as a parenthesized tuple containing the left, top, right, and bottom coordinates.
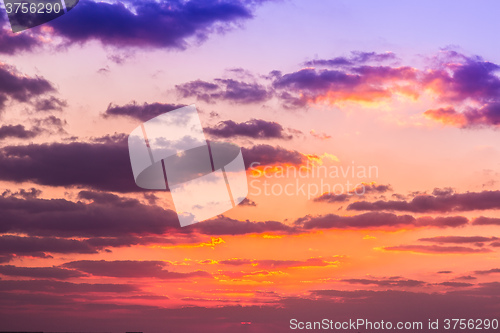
(176, 78, 271, 104)
(0, 194, 179, 237)
(437, 282, 474, 288)
(472, 216, 500, 226)
(104, 102, 186, 122)
(0, 287, 499, 332)
(384, 245, 492, 254)
(32, 115, 67, 134)
(33, 96, 67, 112)
(0, 139, 307, 192)
(432, 187, 455, 196)
(217, 257, 337, 269)
(0, 12, 41, 54)
(294, 212, 468, 230)
(0, 62, 55, 112)
(418, 236, 498, 245)
(0, 265, 85, 279)
(304, 51, 398, 67)
(242, 144, 308, 169)
(0, 124, 42, 140)
(456, 275, 477, 280)
(190, 215, 298, 236)
(474, 268, 500, 275)
(62, 260, 211, 279)
(0, 279, 137, 294)
(360, 183, 393, 194)
(0, 235, 98, 257)
(47, 0, 262, 49)
(314, 183, 392, 203)
(341, 278, 425, 288)
(348, 190, 500, 213)
(0, 118, 66, 140)
(0, 139, 138, 192)
(205, 119, 292, 139)
(0, 255, 13, 264)
(313, 193, 351, 203)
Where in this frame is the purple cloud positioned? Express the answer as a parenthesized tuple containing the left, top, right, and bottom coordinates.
(384, 245, 492, 254)
(0, 62, 55, 113)
(294, 212, 468, 230)
(0, 139, 137, 192)
(0, 13, 41, 54)
(47, 0, 263, 49)
(304, 51, 398, 67)
(176, 78, 272, 104)
(418, 236, 498, 245)
(205, 119, 292, 139)
(0, 125, 42, 140)
(62, 260, 211, 279)
(104, 102, 186, 122)
(474, 268, 500, 275)
(348, 190, 500, 213)
(0, 194, 179, 237)
(341, 278, 425, 288)
(241, 144, 308, 169)
(0, 265, 85, 279)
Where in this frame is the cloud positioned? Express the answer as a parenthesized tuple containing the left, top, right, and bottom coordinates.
(0, 193, 179, 237)
(383, 245, 492, 254)
(437, 282, 474, 288)
(422, 52, 500, 128)
(418, 236, 498, 245)
(217, 257, 339, 269)
(0, 235, 99, 258)
(47, 0, 264, 50)
(341, 278, 425, 288)
(474, 268, 500, 275)
(176, 78, 272, 104)
(313, 193, 351, 203)
(0, 265, 85, 279)
(0, 279, 138, 294)
(241, 144, 308, 169)
(314, 183, 393, 203)
(189, 215, 298, 236)
(205, 119, 292, 139)
(104, 102, 186, 122)
(0, 62, 55, 113)
(271, 64, 418, 108)
(62, 260, 211, 279)
(0, 138, 308, 192)
(348, 190, 500, 213)
(472, 216, 500, 226)
(0, 125, 42, 140)
(33, 96, 67, 112)
(304, 51, 398, 67)
(294, 212, 468, 230)
(0, 13, 41, 54)
(0, 139, 138, 192)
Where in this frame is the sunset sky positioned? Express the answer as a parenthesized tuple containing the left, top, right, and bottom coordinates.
(1, 1, 500, 332)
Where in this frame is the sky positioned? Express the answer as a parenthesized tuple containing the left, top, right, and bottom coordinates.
(1, 0, 500, 332)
